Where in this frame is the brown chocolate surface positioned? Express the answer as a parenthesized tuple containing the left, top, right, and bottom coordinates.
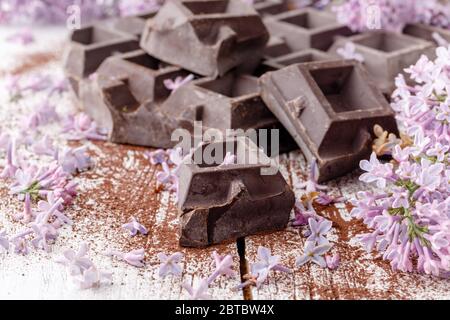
(259, 60, 398, 182)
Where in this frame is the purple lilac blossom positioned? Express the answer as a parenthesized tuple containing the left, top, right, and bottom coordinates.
(352, 45, 450, 277)
(157, 252, 184, 278)
(122, 216, 148, 236)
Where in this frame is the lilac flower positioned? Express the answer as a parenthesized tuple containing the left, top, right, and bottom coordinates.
(122, 217, 148, 236)
(73, 266, 113, 290)
(426, 143, 449, 162)
(6, 29, 34, 45)
(218, 152, 236, 167)
(250, 246, 291, 288)
(295, 241, 332, 268)
(32, 135, 56, 156)
(326, 253, 340, 270)
(315, 192, 345, 206)
(62, 113, 107, 141)
(0, 229, 9, 252)
(37, 193, 72, 225)
(336, 42, 364, 62)
(164, 74, 194, 92)
(333, 0, 416, 32)
(55, 242, 94, 276)
(157, 252, 184, 278)
(14, 193, 35, 223)
(1, 139, 18, 178)
(417, 159, 444, 192)
(56, 146, 92, 174)
(144, 149, 167, 165)
(156, 162, 178, 192)
(11, 236, 29, 255)
(359, 152, 393, 189)
(105, 248, 145, 267)
(306, 218, 332, 246)
(207, 251, 236, 284)
(9, 167, 37, 200)
(433, 32, 449, 47)
(296, 159, 328, 194)
(118, 0, 160, 16)
(291, 200, 316, 227)
(182, 278, 212, 300)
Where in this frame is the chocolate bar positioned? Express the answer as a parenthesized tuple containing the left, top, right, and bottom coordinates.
(259, 60, 398, 182)
(177, 136, 295, 247)
(63, 25, 140, 96)
(140, 0, 270, 77)
(264, 8, 352, 51)
(162, 71, 298, 154)
(328, 31, 435, 94)
(79, 50, 194, 148)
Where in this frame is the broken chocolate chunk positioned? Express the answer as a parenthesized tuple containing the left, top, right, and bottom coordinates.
(162, 71, 298, 154)
(79, 50, 194, 148)
(63, 25, 140, 96)
(259, 60, 399, 182)
(328, 31, 435, 94)
(264, 8, 352, 51)
(140, 0, 270, 77)
(177, 136, 295, 247)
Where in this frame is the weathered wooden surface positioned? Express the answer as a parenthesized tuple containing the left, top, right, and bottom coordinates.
(1, 27, 449, 300)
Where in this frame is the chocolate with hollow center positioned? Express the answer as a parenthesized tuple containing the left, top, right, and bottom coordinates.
(177, 136, 295, 247)
(259, 60, 399, 182)
(140, 0, 270, 77)
(79, 50, 194, 148)
(328, 31, 434, 94)
(63, 25, 140, 96)
(162, 71, 298, 154)
(264, 8, 352, 51)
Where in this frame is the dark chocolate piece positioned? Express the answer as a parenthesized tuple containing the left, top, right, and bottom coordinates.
(162, 71, 298, 154)
(252, 0, 287, 15)
(79, 50, 193, 148)
(264, 35, 293, 58)
(177, 136, 295, 247)
(264, 8, 352, 51)
(328, 31, 435, 94)
(140, 0, 270, 77)
(259, 60, 398, 182)
(63, 25, 140, 96)
(102, 10, 158, 37)
(266, 48, 334, 69)
(403, 23, 450, 49)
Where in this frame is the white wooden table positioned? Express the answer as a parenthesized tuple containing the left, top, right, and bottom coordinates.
(0, 26, 449, 300)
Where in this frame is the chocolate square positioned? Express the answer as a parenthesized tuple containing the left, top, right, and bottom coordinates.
(177, 136, 295, 247)
(163, 71, 298, 154)
(328, 31, 435, 94)
(63, 25, 140, 96)
(264, 8, 352, 51)
(140, 0, 270, 77)
(260, 60, 398, 182)
(79, 50, 193, 148)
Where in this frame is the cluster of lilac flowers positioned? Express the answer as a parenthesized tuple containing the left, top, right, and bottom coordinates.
(333, 0, 450, 33)
(0, 0, 163, 25)
(352, 46, 450, 277)
(0, 72, 101, 258)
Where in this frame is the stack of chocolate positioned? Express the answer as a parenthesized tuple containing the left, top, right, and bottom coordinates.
(64, 0, 442, 247)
